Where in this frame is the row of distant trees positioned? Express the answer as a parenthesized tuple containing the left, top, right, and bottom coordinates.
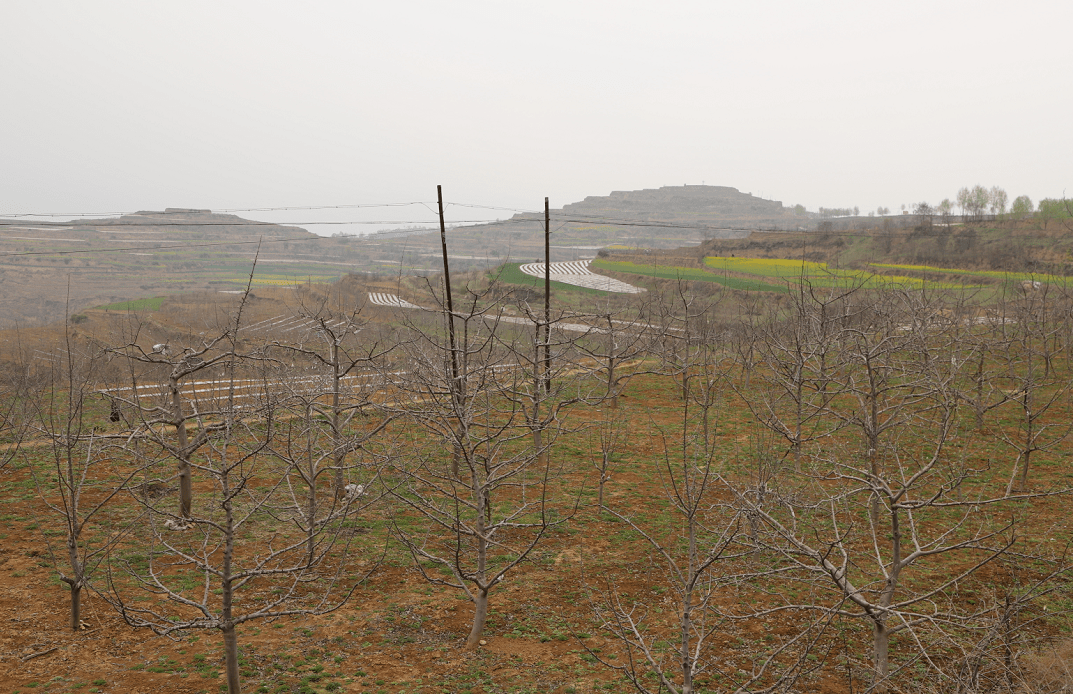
(910, 189, 1071, 229)
(808, 186, 1070, 227)
(818, 205, 860, 218)
(900, 186, 1070, 227)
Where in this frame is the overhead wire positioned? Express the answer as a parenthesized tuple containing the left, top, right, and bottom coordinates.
(0, 216, 541, 257)
(0, 197, 903, 262)
(1, 201, 437, 218)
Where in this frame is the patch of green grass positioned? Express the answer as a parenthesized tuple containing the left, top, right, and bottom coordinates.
(97, 296, 166, 312)
(593, 258, 789, 292)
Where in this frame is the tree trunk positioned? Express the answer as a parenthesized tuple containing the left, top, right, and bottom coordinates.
(178, 458, 192, 519)
(468, 488, 489, 649)
(868, 444, 880, 528)
(70, 583, 81, 631)
(1018, 446, 1031, 492)
(172, 378, 192, 519)
(532, 396, 545, 465)
(794, 370, 803, 473)
(332, 348, 345, 499)
(222, 470, 240, 693)
(466, 589, 489, 649)
(681, 603, 694, 694)
(223, 623, 240, 694)
(307, 470, 317, 562)
(67, 519, 83, 630)
(1019, 390, 1033, 490)
(533, 426, 544, 465)
(872, 617, 889, 693)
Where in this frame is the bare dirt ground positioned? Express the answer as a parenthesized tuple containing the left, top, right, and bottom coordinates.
(2, 374, 1072, 694)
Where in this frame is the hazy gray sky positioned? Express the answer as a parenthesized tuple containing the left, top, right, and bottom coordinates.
(3, 0, 1070, 233)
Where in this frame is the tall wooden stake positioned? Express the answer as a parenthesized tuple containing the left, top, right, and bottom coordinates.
(438, 185, 462, 475)
(543, 197, 552, 393)
(438, 185, 460, 385)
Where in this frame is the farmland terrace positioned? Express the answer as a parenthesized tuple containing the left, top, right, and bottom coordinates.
(0, 186, 831, 326)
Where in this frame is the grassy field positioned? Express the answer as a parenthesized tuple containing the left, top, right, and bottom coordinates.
(592, 258, 790, 292)
(704, 256, 979, 290)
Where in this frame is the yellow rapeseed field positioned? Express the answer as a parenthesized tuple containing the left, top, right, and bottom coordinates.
(704, 257, 973, 289)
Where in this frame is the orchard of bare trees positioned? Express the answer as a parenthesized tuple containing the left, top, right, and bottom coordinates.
(4, 266, 1073, 693)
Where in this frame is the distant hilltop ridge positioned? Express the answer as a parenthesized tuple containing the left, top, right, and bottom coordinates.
(562, 185, 786, 220)
(500, 185, 795, 230)
(88, 210, 313, 237)
(146, 207, 212, 215)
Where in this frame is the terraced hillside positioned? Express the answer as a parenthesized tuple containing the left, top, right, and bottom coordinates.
(0, 186, 819, 326)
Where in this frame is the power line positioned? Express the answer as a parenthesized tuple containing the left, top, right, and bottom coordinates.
(0, 236, 322, 257)
(0, 201, 437, 218)
(0, 216, 545, 257)
(0, 219, 507, 228)
(0, 198, 910, 249)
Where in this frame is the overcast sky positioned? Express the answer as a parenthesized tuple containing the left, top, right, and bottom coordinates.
(3, 0, 1070, 234)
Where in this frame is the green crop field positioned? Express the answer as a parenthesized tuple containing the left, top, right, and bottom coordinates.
(221, 273, 342, 286)
(592, 258, 789, 293)
(97, 296, 167, 311)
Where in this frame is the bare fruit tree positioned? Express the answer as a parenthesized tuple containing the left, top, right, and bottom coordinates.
(109, 323, 250, 520)
(740, 295, 1068, 691)
(27, 324, 140, 631)
(102, 325, 375, 694)
(385, 282, 576, 648)
(586, 327, 824, 693)
(574, 300, 656, 409)
(266, 296, 396, 499)
(588, 407, 628, 510)
(993, 285, 1073, 493)
(741, 281, 857, 473)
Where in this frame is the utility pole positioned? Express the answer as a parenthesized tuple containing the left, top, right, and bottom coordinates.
(544, 197, 551, 393)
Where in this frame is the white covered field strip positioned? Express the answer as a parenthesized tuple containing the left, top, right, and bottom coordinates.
(518, 260, 645, 294)
(369, 291, 676, 336)
(243, 314, 351, 335)
(493, 314, 605, 335)
(101, 373, 383, 400)
(362, 293, 609, 335)
(368, 293, 422, 309)
(99, 364, 518, 404)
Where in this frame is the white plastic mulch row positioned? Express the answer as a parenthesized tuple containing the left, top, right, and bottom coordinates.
(493, 314, 605, 335)
(518, 260, 644, 294)
(243, 314, 351, 335)
(364, 292, 607, 335)
(368, 293, 422, 309)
